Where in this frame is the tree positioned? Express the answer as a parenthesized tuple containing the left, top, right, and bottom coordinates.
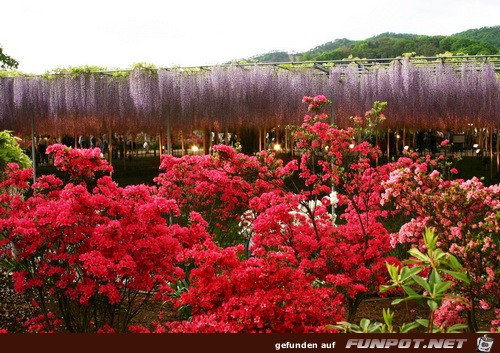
(0, 47, 19, 70)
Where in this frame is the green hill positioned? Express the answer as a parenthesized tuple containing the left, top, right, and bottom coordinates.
(452, 26, 500, 49)
(247, 51, 297, 63)
(238, 26, 500, 63)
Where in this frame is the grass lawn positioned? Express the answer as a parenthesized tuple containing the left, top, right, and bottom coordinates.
(36, 155, 161, 186)
(109, 155, 161, 186)
(455, 156, 499, 185)
(36, 153, 499, 187)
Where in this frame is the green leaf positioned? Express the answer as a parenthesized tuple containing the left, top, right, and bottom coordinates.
(400, 322, 421, 333)
(424, 227, 438, 250)
(446, 255, 463, 271)
(411, 274, 431, 292)
(433, 249, 447, 262)
(0, 130, 32, 170)
(428, 269, 441, 286)
(403, 258, 421, 266)
(408, 248, 430, 262)
(392, 295, 422, 305)
(386, 262, 399, 280)
(427, 300, 438, 311)
(446, 324, 468, 333)
(379, 285, 393, 293)
(434, 281, 452, 295)
(415, 318, 429, 327)
(382, 308, 393, 325)
(441, 269, 470, 284)
(400, 266, 422, 281)
(359, 318, 371, 332)
(402, 285, 419, 297)
(391, 298, 404, 305)
(355, 319, 383, 333)
(368, 323, 383, 333)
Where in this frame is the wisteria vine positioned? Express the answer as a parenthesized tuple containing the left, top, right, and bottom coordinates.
(0, 59, 498, 137)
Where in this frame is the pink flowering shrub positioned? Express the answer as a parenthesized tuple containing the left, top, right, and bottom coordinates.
(381, 153, 499, 331)
(433, 299, 468, 329)
(492, 309, 500, 333)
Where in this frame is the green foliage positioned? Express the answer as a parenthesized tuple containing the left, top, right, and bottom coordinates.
(328, 308, 421, 333)
(41, 65, 130, 79)
(452, 26, 500, 50)
(0, 130, 31, 173)
(44, 65, 108, 77)
(170, 279, 192, 320)
(382, 228, 470, 332)
(349, 101, 387, 142)
(440, 36, 498, 55)
(247, 51, 295, 63)
(333, 228, 471, 333)
(328, 318, 384, 333)
(0, 47, 19, 70)
(250, 27, 500, 63)
(126, 62, 159, 78)
(0, 70, 29, 78)
(301, 38, 356, 61)
(307, 35, 497, 61)
(131, 62, 158, 71)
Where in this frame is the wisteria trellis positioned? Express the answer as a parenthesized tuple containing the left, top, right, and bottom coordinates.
(0, 59, 498, 137)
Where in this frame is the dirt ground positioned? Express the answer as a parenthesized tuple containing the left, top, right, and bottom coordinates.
(0, 272, 494, 333)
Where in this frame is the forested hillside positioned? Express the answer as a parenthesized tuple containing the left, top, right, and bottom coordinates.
(244, 26, 499, 63)
(453, 26, 500, 49)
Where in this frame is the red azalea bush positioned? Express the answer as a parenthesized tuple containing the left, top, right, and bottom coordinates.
(277, 97, 400, 319)
(46, 144, 113, 181)
(154, 144, 289, 247)
(0, 147, 209, 332)
(164, 241, 346, 333)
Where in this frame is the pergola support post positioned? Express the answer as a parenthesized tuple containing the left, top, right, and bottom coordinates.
(31, 114, 36, 184)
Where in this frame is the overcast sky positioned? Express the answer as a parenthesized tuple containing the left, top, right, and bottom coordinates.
(1, 0, 499, 74)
